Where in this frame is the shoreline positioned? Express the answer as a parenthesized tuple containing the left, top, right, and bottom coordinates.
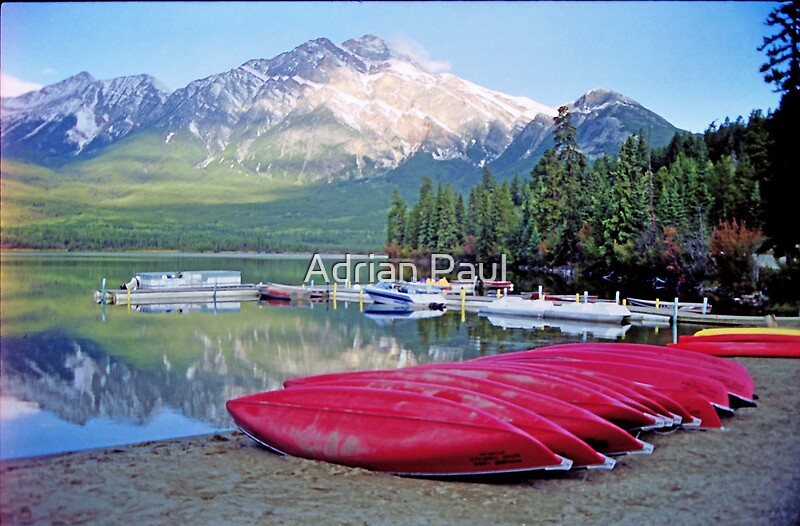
(2, 358, 799, 526)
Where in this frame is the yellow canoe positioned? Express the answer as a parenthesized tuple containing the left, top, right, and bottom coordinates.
(694, 327, 800, 337)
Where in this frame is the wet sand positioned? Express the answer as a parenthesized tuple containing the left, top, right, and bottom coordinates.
(2, 358, 799, 526)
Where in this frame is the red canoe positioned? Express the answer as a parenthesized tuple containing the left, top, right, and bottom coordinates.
(478, 345, 754, 405)
(291, 377, 615, 470)
(477, 357, 729, 428)
(542, 342, 755, 395)
(683, 329, 800, 343)
(486, 361, 677, 427)
(467, 361, 670, 428)
(227, 386, 572, 476)
(491, 361, 699, 427)
(669, 339, 800, 358)
(409, 362, 660, 431)
(490, 342, 753, 387)
(286, 369, 652, 456)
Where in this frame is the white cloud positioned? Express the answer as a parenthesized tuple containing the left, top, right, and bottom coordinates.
(1, 73, 44, 98)
(389, 36, 451, 74)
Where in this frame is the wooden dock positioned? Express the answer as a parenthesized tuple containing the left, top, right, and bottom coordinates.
(626, 305, 800, 328)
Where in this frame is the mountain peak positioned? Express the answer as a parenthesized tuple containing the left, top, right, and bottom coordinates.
(341, 34, 393, 62)
(572, 87, 637, 110)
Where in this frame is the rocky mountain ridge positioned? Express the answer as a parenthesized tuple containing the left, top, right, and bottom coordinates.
(1, 35, 680, 180)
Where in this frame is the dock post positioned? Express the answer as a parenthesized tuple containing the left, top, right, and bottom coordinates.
(101, 278, 107, 305)
(333, 282, 337, 302)
(702, 297, 708, 315)
(584, 291, 589, 304)
(656, 298, 660, 309)
(575, 293, 579, 303)
(615, 291, 620, 304)
(538, 285, 543, 300)
(673, 298, 679, 331)
(672, 297, 679, 344)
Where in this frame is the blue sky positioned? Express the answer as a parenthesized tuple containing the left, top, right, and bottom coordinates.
(0, 1, 781, 132)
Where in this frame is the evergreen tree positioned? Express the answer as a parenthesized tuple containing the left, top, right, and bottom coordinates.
(510, 174, 523, 206)
(469, 166, 501, 260)
(404, 203, 421, 250)
(414, 177, 436, 249)
(759, 1, 800, 256)
(529, 149, 562, 259)
(608, 135, 650, 262)
(655, 165, 686, 231)
(434, 184, 460, 253)
(495, 180, 518, 256)
(385, 189, 407, 247)
(551, 105, 588, 264)
(759, 1, 800, 97)
(454, 193, 466, 245)
(709, 155, 739, 221)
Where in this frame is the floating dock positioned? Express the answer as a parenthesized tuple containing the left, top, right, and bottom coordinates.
(96, 270, 261, 306)
(96, 285, 261, 305)
(626, 305, 800, 327)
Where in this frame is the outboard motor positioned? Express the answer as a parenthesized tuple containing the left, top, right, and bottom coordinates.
(123, 276, 140, 291)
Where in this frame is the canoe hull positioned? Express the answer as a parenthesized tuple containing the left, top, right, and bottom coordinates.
(289, 377, 614, 469)
(285, 369, 652, 456)
(227, 386, 570, 476)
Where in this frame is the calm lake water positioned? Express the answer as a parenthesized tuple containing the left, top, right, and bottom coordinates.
(0, 252, 693, 460)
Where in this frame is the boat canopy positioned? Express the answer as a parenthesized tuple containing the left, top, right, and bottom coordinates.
(133, 270, 241, 288)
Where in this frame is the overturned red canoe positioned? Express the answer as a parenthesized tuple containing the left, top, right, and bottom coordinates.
(469, 361, 670, 428)
(494, 361, 699, 427)
(489, 342, 753, 388)
(478, 345, 754, 405)
(669, 339, 800, 358)
(286, 369, 652, 456)
(292, 377, 615, 470)
(486, 361, 678, 427)
(227, 386, 572, 477)
(409, 362, 660, 431)
(477, 357, 729, 428)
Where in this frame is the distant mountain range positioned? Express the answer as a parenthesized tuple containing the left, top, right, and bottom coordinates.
(1, 34, 680, 181)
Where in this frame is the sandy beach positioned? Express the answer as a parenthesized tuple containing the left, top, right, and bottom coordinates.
(2, 357, 799, 526)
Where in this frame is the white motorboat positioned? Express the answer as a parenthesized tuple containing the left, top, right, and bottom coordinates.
(480, 296, 631, 324)
(363, 281, 447, 310)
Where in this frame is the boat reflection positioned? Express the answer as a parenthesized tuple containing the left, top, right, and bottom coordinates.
(482, 313, 632, 340)
(363, 304, 446, 326)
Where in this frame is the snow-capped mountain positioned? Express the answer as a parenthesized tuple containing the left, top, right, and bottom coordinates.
(1, 72, 170, 163)
(568, 87, 678, 157)
(0, 35, 680, 179)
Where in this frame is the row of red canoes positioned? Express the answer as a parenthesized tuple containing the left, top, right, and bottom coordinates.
(226, 338, 770, 478)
